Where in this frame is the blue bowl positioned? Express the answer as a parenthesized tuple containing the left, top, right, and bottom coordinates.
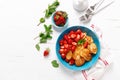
(56, 26, 101, 71)
(51, 11, 68, 29)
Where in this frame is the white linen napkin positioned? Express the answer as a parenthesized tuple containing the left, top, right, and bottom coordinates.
(72, 24, 113, 80)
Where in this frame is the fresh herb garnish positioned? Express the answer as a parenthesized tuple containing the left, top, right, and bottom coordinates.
(35, 44, 40, 51)
(77, 39, 86, 45)
(40, 17, 45, 23)
(37, 0, 60, 26)
(35, 24, 53, 51)
(44, 24, 53, 33)
(39, 24, 53, 43)
(51, 60, 59, 68)
(37, 18, 45, 26)
(45, 0, 59, 18)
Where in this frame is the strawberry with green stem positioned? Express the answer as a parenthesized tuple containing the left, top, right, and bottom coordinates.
(43, 48, 50, 57)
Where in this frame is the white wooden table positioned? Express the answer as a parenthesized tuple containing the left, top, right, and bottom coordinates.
(0, 0, 120, 80)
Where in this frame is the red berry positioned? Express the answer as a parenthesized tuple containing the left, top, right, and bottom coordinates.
(61, 53, 66, 59)
(83, 41, 88, 48)
(72, 42, 77, 46)
(63, 40, 67, 44)
(43, 48, 50, 57)
(63, 34, 68, 40)
(59, 16, 65, 21)
(69, 30, 74, 35)
(65, 58, 69, 63)
(64, 48, 68, 54)
(71, 45, 76, 52)
(64, 43, 69, 49)
(76, 29, 82, 34)
(55, 20, 61, 25)
(75, 34, 81, 42)
(60, 46, 65, 49)
(80, 33, 86, 39)
(69, 59, 75, 65)
(70, 33, 76, 39)
(59, 48, 64, 54)
(59, 39, 64, 46)
(68, 44, 72, 50)
(67, 39, 73, 44)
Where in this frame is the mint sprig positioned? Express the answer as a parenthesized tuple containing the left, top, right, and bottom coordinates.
(37, 0, 60, 26)
(35, 24, 53, 51)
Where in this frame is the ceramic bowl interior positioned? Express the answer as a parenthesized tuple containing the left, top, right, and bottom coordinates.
(56, 26, 101, 71)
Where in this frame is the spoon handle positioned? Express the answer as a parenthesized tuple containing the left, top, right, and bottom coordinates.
(94, 0, 105, 11)
(94, 0, 115, 14)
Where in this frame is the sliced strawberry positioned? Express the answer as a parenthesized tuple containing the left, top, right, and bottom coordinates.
(65, 58, 69, 63)
(60, 46, 65, 49)
(68, 44, 72, 50)
(70, 33, 77, 39)
(59, 39, 64, 46)
(69, 59, 75, 65)
(61, 53, 66, 59)
(67, 39, 73, 44)
(75, 34, 81, 42)
(63, 34, 68, 40)
(63, 40, 67, 44)
(71, 45, 76, 52)
(83, 41, 88, 48)
(81, 33, 86, 39)
(64, 48, 68, 54)
(64, 43, 69, 49)
(67, 35, 71, 39)
(69, 30, 74, 35)
(76, 29, 82, 34)
(72, 42, 77, 46)
(59, 48, 64, 54)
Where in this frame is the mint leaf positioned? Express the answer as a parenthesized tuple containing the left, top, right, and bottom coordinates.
(39, 33, 44, 37)
(40, 18, 45, 23)
(46, 32, 52, 39)
(51, 60, 59, 68)
(52, 0, 60, 6)
(45, 9, 50, 18)
(52, 60, 57, 64)
(35, 44, 40, 51)
(77, 39, 86, 45)
(44, 24, 52, 33)
(53, 63, 59, 68)
(40, 38, 47, 43)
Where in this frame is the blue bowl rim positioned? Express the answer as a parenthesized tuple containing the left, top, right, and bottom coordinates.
(56, 25, 101, 71)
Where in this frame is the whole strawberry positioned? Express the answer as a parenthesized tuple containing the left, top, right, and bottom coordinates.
(43, 48, 50, 57)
